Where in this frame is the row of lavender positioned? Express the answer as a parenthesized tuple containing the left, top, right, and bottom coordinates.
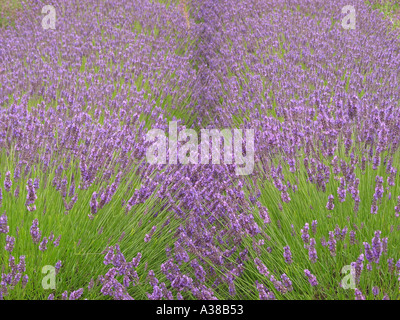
(0, 0, 400, 299)
(188, 0, 400, 299)
(0, 0, 201, 300)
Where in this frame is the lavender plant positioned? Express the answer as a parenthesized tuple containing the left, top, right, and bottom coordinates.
(0, 0, 400, 300)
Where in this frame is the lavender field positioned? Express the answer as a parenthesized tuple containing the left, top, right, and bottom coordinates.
(1, 0, 400, 301)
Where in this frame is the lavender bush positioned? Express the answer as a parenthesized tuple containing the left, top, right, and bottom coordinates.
(0, 0, 400, 300)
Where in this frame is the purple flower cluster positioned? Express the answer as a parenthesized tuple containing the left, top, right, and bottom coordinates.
(144, 226, 157, 243)
(308, 238, 318, 263)
(57, 289, 84, 300)
(25, 179, 37, 211)
(55, 261, 62, 275)
(355, 288, 366, 300)
(328, 231, 337, 257)
(100, 245, 141, 300)
(283, 246, 293, 265)
(326, 195, 335, 210)
(30, 219, 41, 244)
(0, 0, 400, 301)
(304, 269, 318, 287)
(301, 223, 310, 248)
(5, 236, 15, 252)
(255, 281, 275, 300)
(0, 255, 29, 299)
(4, 172, 12, 192)
(351, 254, 364, 285)
(363, 230, 388, 265)
(0, 213, 9, 234)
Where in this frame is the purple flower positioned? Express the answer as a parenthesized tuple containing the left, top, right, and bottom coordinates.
(326, 194, 334, 210)
(53, 235, 61, 247)
(17, 256, 26, 273)
(371, 198, 378, 214)
(308, 238, 318, 263)
(280, 186, 291, 203)
(30, 219, 41, 244)
(304, 269, 318, 287)
(4, 171, 12, 192)
(190, 259, 206, 283)
(395, 196, 400, 217)
(350, 230, 356, 245)
(88, 278, 94, 291)
(13, 185, 19, 199)
(371, 231, 382, 263)
(269, 274, 287, 294)
(147, 285, 163, 300)
(123, 275, 130, 288)
(311, 220, 317, 234)
(69, 174, 76, 197)
(258, 204, 271, 224)
(256, 281, 275, 300)
(283, 246, 293, 265)
(382, 237, 388, 256)
(25, 179, 37, 209)
(291, 224, 296, 236)
(396, 259, 400, 273)
(388, 258, 394, 273)
(55, 261, 62, 274)
(281, 274, 293, 292)
(337, 178, 346, 202)
(69, 288, 84, 300)
(328, 231, 336, 257)
(147, 270, 159, 287)
(301, 223, 310, 248)
(39, 237, 48, 251)
(144, 226, 157, 243)
(363, 242, 374, 263)
(90, 192, 98, 215)
(5, 235, 15, 252)
(355, 288, 365, 300)
(254, 258, 269, 277)
(61, 291, 68, 300)
(33, 178, 40, 190)
(21, 275, 29, 288)
(373, 176, 384, 200)
(0, 213, 9, 234)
